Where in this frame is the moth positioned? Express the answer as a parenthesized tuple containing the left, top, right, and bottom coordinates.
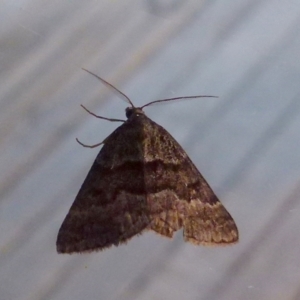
(57, 69, 238, 253)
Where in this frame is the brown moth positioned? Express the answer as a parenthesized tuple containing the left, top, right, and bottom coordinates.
(57, 70, 238, 253)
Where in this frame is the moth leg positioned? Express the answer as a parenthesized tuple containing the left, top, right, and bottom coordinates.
(76, 138, 104, 148)
(76, 132, 112, 148)
(80, 104, 125, 122)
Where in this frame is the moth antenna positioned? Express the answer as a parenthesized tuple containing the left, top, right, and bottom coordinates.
(82, 68, 135, 107)
(141, 95, 218, 109)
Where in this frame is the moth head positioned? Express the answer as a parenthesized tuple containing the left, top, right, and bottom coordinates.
(126, 107, 145, 119)
(81, 68, 218, 122)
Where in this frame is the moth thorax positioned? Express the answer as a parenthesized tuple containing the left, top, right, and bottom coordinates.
(126, 107, 145, 119)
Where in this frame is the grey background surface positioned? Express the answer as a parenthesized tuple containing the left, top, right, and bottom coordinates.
(1, 1, 300, 299)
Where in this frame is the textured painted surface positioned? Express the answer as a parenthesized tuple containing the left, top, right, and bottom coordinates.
(1, 1, 300, 299)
